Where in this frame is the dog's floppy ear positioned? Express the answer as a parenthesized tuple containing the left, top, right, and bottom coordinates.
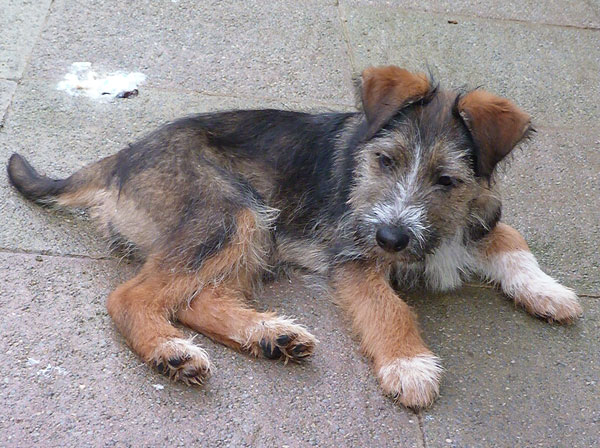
(360, 66, 431, 139)
(457, 90, 532, 178)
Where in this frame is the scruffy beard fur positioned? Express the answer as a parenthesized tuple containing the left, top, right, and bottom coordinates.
(6, 66, 581, 409)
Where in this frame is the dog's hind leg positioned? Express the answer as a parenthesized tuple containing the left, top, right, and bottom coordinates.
(476, 222, 582, 323)
(175, 208, 317, 361)
(108, 206, 315, 384)
(177, 282, 317, 361)
(106, 207, 260, 383)
(106, 258, 212, 384)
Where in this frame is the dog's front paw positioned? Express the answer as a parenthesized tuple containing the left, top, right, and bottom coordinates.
(378, 353, 442, 409)
(151, 337, 211, 385)
(491, 251, 583, 323)
(513, 279, 582, 324)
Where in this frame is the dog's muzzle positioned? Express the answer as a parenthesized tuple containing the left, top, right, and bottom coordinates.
(375, 224, 410, 252)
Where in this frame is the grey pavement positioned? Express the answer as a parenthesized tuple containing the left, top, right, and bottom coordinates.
(0, 0, 598, 447)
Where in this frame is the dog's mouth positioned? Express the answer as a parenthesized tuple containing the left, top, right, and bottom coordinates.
(367, 240, 428, 264)
(395, 251, 426, 263)
(384, 248, 426, 263)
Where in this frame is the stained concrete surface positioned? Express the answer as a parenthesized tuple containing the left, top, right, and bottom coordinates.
(0, 0, 52, 79)
(0, 253, 421, 447)
(1, 0, 598, 447)
(25, 0, 355, 105)
(339, 3, 600, 128)
(0, 79, 16, 125)
(344, 0, 600, 29)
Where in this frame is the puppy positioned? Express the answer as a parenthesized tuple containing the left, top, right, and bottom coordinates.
(6, 66, 582, 408)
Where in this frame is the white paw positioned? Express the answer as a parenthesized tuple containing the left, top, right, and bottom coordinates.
(515, 280, 583, 323)
(378, 353, 442, 409)
(486, 251, 583, 323)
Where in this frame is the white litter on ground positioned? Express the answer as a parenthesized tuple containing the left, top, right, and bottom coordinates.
(57, 62, 146, 99)
(36, 363, 68, 377)
(152, 384, 165, 390)
(26, 358, 41, 367)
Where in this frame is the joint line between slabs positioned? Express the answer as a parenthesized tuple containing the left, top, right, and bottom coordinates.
(380, 3, 600, 32)
(336, 2, 358, 75)
(0, 247, 116, 262)
(417, 413, 428, 448)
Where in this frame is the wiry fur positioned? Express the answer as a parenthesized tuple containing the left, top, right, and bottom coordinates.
(6, 66, 581, 409)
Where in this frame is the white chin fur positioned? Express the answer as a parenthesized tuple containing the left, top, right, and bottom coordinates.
(394, 233, 477, 292)
(422, 233, 476, 291)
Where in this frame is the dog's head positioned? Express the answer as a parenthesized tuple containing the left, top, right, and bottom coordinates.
(348, 66, 532, 262)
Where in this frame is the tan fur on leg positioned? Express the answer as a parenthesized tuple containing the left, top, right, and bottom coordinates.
(106, 262, 212, 384)
(177, 282, 316, 362)
(332, 262, 441, 408)
(478, 223, 582, 323)
(106, 208, 276, 383)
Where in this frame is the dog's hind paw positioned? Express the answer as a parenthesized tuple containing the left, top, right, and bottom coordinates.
(243, 316, 317, 362)
(378, 353, 442, 409)
(151, 338, 211, 385)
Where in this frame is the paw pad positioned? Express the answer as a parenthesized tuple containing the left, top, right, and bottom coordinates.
(151, 338, 211, 386)
(259, 332, 315, 361)
(260, 339, 282, 359)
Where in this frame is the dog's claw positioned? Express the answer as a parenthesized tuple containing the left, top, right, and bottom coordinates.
(167, 357, 184, 367)
(291, 344, 306, 355)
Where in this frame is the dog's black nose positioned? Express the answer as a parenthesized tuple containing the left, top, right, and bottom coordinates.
(375, 225, 410, 252)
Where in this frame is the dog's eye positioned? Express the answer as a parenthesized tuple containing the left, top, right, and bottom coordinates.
(436, 175, 455, 187)
(376, 153, 394, 170)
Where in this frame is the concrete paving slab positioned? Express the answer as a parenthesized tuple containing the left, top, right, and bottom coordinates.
(24, 0, 354, 105)
(0, 252, 422, 447)
(0, 0, 52, 79)
(0, 79, 17, 126)
(405, 286, 600, 447)
(340, 4, 600, 128)
(342, 0, 600, 29)
(499, 127, 600, 294)
(0, 79, 355, 257)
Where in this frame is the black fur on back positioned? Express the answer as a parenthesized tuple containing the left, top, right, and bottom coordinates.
(111, 109, 360, 236)
(185, 109, 357, 228)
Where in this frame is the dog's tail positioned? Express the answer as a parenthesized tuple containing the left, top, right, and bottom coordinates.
(7, 153, 109, 207)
